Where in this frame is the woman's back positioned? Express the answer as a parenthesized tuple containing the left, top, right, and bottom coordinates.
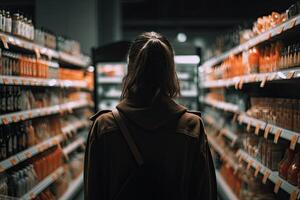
(84, 32, 217, 200)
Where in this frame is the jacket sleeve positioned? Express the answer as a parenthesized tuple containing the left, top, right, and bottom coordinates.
(84, 119, 107, 200)
(189, 118, 217, 200)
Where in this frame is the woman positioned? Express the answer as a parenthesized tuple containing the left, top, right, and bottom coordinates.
(84, 32, 216, 200)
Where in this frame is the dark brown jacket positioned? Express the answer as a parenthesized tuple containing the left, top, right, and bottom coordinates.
(84, 97, 217, 200)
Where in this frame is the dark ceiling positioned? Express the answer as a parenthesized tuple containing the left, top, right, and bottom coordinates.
(122, 0, 297, 29)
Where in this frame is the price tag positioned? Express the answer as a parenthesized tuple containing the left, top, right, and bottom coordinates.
(255, 124, 261, 135)
(264, 125, 271, 139)
(277, 26, 284, 34)
(262, 170, 271, 184)
(260, 76, 268, 88)
(12, 115, 18, 123)
(238, 115, 243, 124)
(287, 71, 295, 79)
(289, 135, 299, 150)
(247, 160, 253, 170)
(10, 158, 17, 166)
(19, 114, 25, 121)
(290, 191, 299, 200)
(24, 151, 32, 158)
(288, 19, 297, 29)
(235, 81, 239, 90)
(28, 112, 33, 118)
(0, 35, 9, 49)
(235, 150, 241, 157)
(1, 117, 9, 125)
(238, 78, 244, 90)
(238, 155, 243, 163)
(274, 128, 282, 144)
(2, 78, 9, 85)
(29, 192, 35, 199)
(254, 165, 261, 177)
(274, 179, 282, 194)
(12, 79, 18, 85)
(246, 121, 251, 132)
(34, 47, 41, 59)
(231, 113, 238, 123)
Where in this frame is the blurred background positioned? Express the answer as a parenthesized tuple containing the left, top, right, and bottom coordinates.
(0, 0, 300, 200)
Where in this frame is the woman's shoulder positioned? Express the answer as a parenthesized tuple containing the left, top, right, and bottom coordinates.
(176, 110, 204, 138)
(90, 110, 118, 135)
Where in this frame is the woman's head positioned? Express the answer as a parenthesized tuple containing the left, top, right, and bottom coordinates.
(121, 32, 180, 101)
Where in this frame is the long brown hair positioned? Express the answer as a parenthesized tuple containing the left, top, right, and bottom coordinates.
(121, 32, 180, 101)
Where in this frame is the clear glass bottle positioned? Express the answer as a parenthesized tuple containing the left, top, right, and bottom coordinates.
(5, 11, 11, 33)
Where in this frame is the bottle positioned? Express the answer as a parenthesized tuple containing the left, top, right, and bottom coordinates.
(0, 10, 3, 31)
(287, 152, 300, 185)
(279, 149, 295, 179)
(1, 10, 6, 33)
(12, 13, 20, 36)
(5, 11, 11, 33)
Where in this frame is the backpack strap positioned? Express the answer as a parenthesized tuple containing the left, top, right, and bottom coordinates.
(112, 109, 144, 167)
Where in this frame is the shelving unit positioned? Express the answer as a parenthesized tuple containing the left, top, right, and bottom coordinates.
(0, 32, 90, 67)
(237, 150, 300, 199)
(201, 14, 300, 70)
(0, 23, 92, 199)
(0, 99, 91, 125)
(199, 6, 300, 200)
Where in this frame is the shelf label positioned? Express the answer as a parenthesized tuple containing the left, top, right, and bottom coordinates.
(262, 170, 271, 184)
(19, 114, 25, 121)
(264, 125, 271, 139)
(274, 179, 282, 194)
(34, 47, 41, 59)
(12, 79, 18, 85)
(290, 190, 299, 200)
(274, 128, 282, 144)
(234, 81, 239, 90)
(246, 121, 251, 132)
(260, 76, 268, 88)
(247, 159, 253, 170)
(28, 112, 33, 118)
(231, 113, 238, 123)
(254, 165, 261, 177)
(12, 115, 18, 123)
(255, 124, 261, 135)
(238, 155, 243, 163)
(290, 135, 299, 150)
(10, 158, 17, 166)
(2, 78, 9, 85)
(24, 151, 32, 158)
(287, 71, 295, 79)
(0, 35, 9, 49)
(29, 191, 35, 199)
(2, 117, 9, 125)
(238, 78, 244, 90)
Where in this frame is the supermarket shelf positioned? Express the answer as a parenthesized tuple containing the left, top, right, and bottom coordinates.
(0, 32, 90, 67)
(59, 173, 83, 200)
(180, 90, 198, 97)
(0, 99, 91, 125)
(220, 128, 238, 145)
(207, 135, 239, 171)
(237, 150, 300, 199)
(216, 170, 239, 200)
(0, 75, 88, 88)
(22, 166, 65, 200)
(201, 97, 240, 113)
(104, 91, 122, 98)
(238, 114, 300, 146)
(63, 137, 86, 155)
(0, 135, 64, 173)
(201, 14, 300, 69)
(202, 67, 300, 88)
(203, 114, 223, 130)
(97, 77, 123, 84)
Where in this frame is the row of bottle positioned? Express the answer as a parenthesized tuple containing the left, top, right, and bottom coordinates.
(0, 86, 61, 115)
(249, 97, 300, 132)
(0, 117, 61, 161)
(208, 41, 300, 80)
(244, 133, 300, 187)
(0, 10, 34, 41)
(0, 49, 50, 78)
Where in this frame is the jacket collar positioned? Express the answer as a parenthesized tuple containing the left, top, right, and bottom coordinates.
(116, 96, 187, 130)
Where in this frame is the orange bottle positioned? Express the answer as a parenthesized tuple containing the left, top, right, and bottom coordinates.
(279, 149, 295, 179)
(287, 152, 300, 185)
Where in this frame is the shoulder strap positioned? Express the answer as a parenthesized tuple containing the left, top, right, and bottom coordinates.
(112, 109, 144, 167)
